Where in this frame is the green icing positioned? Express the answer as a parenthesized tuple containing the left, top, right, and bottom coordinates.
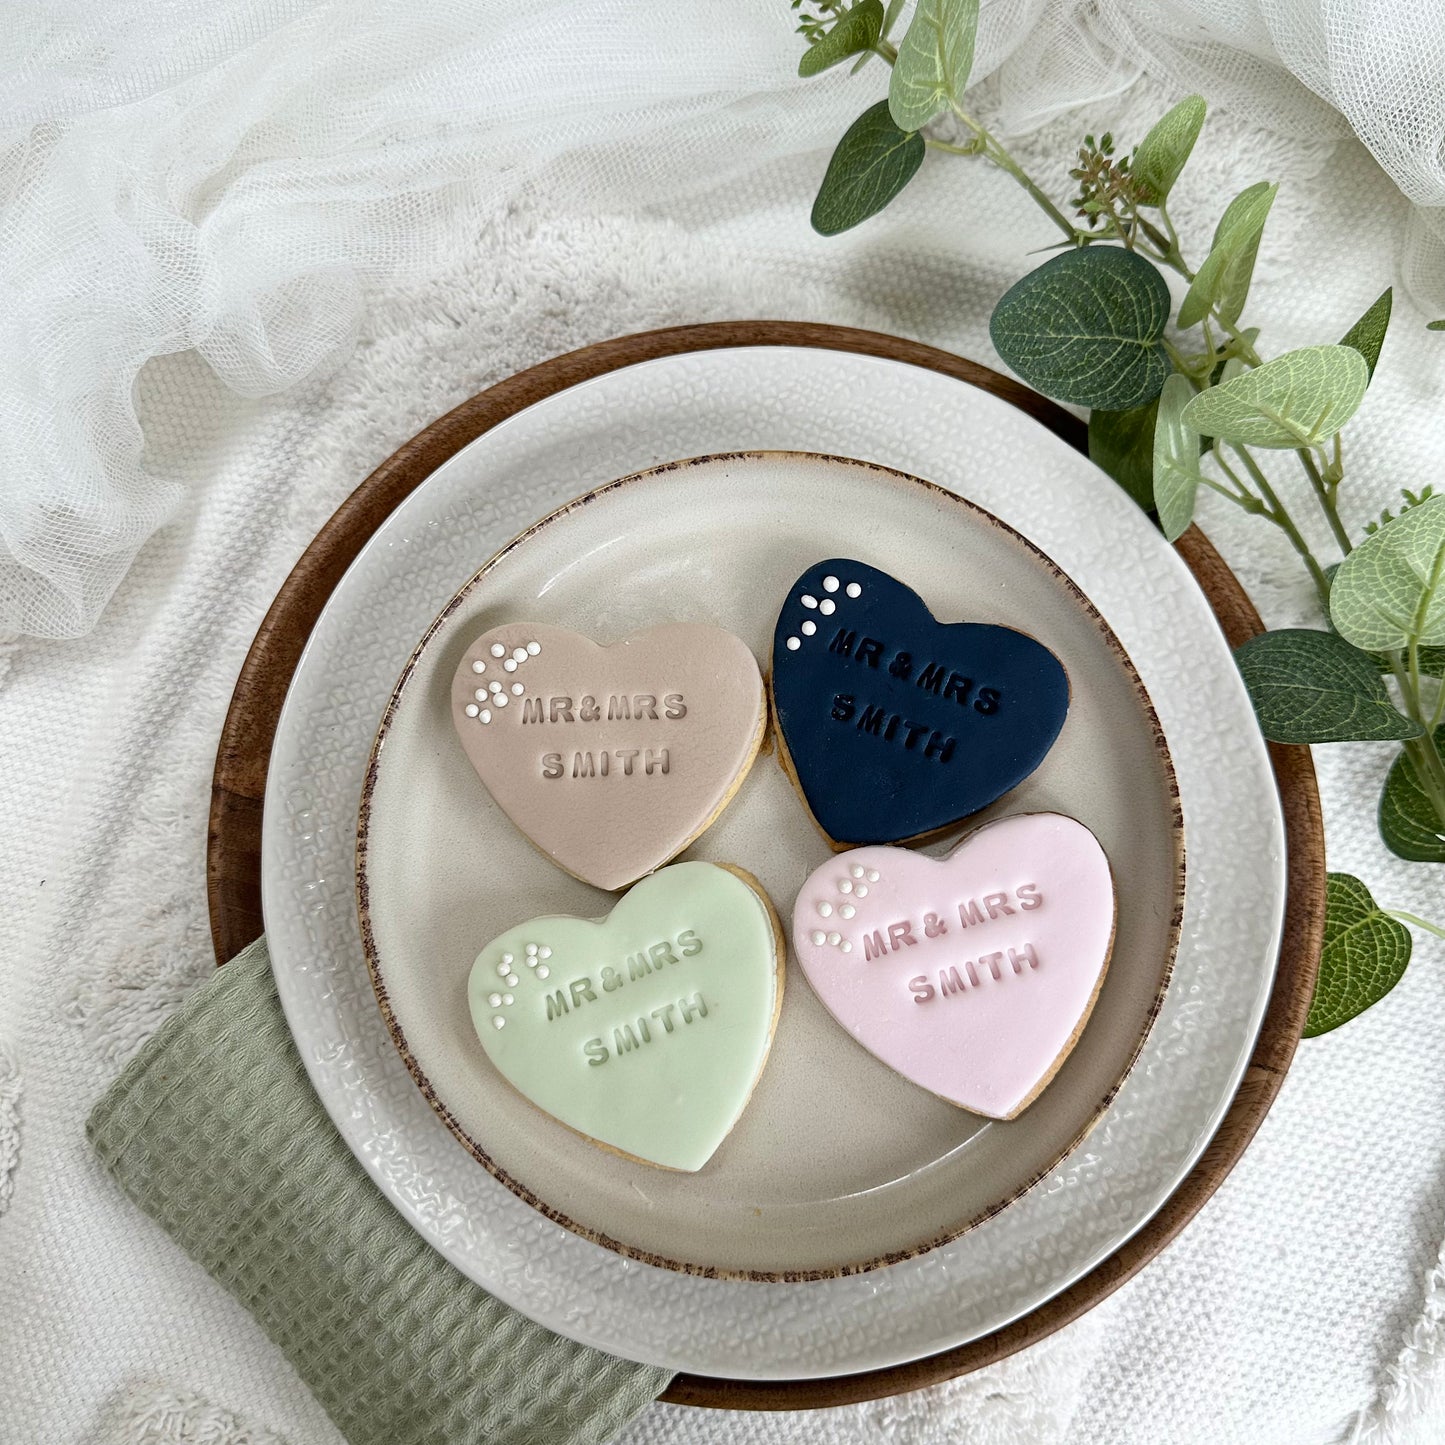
(468, 861, 780, 1172)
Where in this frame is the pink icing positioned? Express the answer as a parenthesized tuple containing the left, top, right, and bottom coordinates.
(792, 813, 1115, 1119)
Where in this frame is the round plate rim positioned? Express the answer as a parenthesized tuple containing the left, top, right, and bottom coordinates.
(355, 447, 1186, 1282)
(207, 321, 1324, 1410)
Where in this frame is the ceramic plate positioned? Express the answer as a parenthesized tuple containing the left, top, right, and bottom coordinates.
(357, 452, 1181, 1280)
(261, 346, 1285, 1377)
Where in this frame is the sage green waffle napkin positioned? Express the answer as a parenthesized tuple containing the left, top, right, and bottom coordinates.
(86, 937, 673, 1445)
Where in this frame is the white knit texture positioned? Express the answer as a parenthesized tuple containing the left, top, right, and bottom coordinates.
(4, 4, 1445, 1444)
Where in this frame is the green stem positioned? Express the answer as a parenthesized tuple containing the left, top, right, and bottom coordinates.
(949, 103, 1083, 245)
(1156, 201, 1192, 278)
(1296, 447, 1353, 556)
(1231, 446, 1332, 608)
(1211, 447, 1261, 509)
(1389, 648, 1445, 826)
(925, 136, 983, 156)
(1429, 671, 1445, 732)
(1385, 911, 1445, 940)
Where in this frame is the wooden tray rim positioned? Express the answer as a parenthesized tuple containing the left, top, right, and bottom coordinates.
(207, 320, 1324, 1411)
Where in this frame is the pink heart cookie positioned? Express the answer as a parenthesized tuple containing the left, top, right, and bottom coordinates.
(451, 622, 766, 891)
(792, 813, 1115, 1119)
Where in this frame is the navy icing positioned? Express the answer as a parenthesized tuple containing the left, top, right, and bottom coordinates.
(771, 559, 1069, 844)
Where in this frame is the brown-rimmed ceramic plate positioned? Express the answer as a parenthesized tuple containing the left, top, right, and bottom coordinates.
(357, 451, 1183, 1281)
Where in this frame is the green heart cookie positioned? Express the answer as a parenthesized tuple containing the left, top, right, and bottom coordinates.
(468, 862, 784, 1172)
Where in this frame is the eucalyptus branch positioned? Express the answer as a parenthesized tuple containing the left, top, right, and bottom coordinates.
(798, 3, 1444, 1038)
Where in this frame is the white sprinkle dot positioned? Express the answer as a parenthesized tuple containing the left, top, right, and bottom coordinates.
(866, 869, 880, 882)
(801, 620, 817, 636)
(823, 575, 839, 592)
(503, 658, 517, 672)
(495, 693, 509, 707)
(840, 904, 856, 919)
(801, 594, 818, 609)
(502, 993, 514, 1006)
(497, 961, 510, 976)
(474, 689, 487, 702)
(464, 704, 479, 718)
(827, 931, 841, 945)
(511, 682, 524, 695)
(850, 865, 865, 878)
(488, 992, 502, 1007)
(505, 973, 519, 986)
(490, 643, 506, 658)
(539, 946, 552, 958)
(838, 879, 853, 894)
(471, 660, 487, 674)
(819, 598, 836, 615)
(493, 1015, 505, 1029)
(855, 884, 869, 898)
(786, 636, 801, 651)
(810, 930, 826, 945)
(526, 641, 540, 655)
(512, 647, 527, 662)
(489, 680, 503, 694)
(526, 957, 537, 968)
(536, 965, 549, 979)
(526, 943, 538, 955)
(841, 942, 852, 954)
(818, 901, 833, 917)
(479, 710, 491, 724)
(846, 582, 862, 598)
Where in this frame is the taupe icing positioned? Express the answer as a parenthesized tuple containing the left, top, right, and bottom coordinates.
(451, 622, 766, 890)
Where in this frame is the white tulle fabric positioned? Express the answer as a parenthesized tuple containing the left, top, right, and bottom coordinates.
(2, 0, 1443, 638)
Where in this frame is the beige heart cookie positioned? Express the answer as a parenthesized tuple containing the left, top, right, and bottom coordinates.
(451, 622, 766, 890)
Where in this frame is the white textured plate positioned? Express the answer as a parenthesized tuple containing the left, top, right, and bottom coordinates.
(262, 346, 1286, 1378)
(357, 452, 1182, 1280)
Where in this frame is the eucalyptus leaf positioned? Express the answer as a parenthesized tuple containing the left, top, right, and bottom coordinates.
(1182, 344, 1368, 449)
(882, 0, 907, 36)
(811, 101, 926, 236)
(1088, 399, 1158, 510)
(1233, 629, 1421, 743)
(799, 0, 884, 76)
(1428, 320, 1445, 331)
(990, 246, 1172, 410)
(1329, 494, 1445, 651)
(1305, 873, 1412, 1037)
(1132, 95, 1206, 205)
(1339, 287, 1392, 382)
(889, 0, 978, 132)
(1153, 373, 1202, 542)
(1380, 727, 1445, 862)
(1178, 181, 1276, 329)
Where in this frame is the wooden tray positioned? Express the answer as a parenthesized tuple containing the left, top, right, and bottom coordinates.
(207, 321, 1324, 1411)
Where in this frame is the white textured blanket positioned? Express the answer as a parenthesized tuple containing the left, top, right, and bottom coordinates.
(4, 6, 1445, 1444)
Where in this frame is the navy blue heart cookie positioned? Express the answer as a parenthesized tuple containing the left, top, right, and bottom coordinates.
(771, 560, 1069, 846)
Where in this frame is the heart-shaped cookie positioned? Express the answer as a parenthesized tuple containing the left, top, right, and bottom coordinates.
(452, 622, 765, 891)
(792, 814, 1114, 1119)
(771, 560, 1069, 846)
(468, 862, 784, 1171)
